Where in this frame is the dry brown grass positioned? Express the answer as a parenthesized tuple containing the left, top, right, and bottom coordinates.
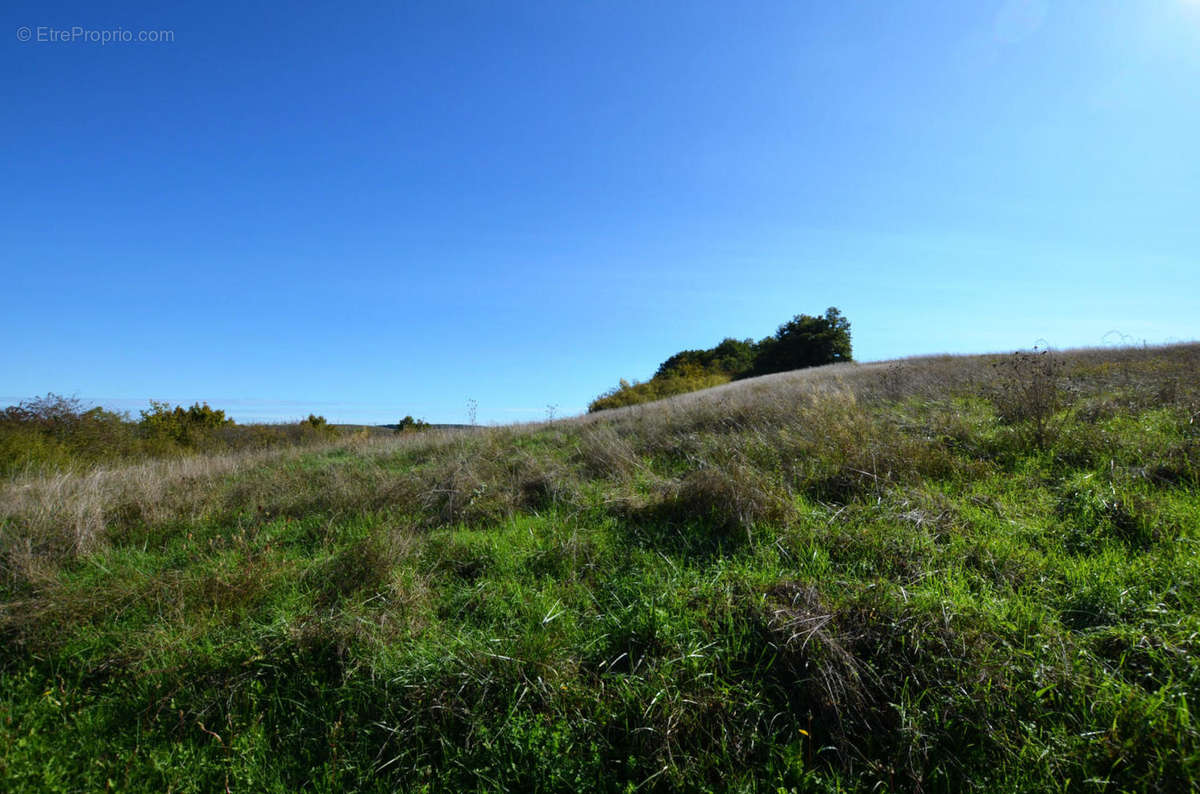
(583, 343, 1198, 439)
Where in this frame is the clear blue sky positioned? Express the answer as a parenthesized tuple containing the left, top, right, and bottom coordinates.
(3, 1, 1197, 424)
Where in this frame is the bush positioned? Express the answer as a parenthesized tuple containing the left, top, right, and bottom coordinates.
(0, 425, 71, 476)
(0, 394, 135, 475)
(139, 401, 234, 448)
(588, 370, 731, 413)
(0, 395, 354, 477)
(395, 415, 430, 433)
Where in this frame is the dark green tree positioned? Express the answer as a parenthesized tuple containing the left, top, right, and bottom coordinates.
(654, 338, 759, 380)
(752, 307, 852, 376)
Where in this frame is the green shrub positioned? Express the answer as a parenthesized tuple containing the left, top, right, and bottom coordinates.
(0, 394, 136, 475)
(138, 401, 234, 448)
(0, 396, 355, 477)
(0, 425, 71, 476)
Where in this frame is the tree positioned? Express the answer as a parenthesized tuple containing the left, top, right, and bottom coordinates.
(654, 338, 758, 380)
(752, 307, 852, 376)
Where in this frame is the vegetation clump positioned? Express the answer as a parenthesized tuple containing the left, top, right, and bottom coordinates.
(394, 415, 431, 433)
(0, 396, 356, 476)
(139, 400, 234, 447)
(589, 307, 852, 412)
(988, 347, 1067, 448)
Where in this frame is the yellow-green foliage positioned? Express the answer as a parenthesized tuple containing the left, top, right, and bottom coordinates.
(0, 396, 352, 477)
(139, 400, 234, 448)
(588, 367, 732, 412)
(0, 395, 136, 477)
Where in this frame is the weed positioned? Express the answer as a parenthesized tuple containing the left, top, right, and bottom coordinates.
(989, 347, 1069, 448)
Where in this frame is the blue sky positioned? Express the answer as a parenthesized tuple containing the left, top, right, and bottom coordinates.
(3, 1, 1197, 424)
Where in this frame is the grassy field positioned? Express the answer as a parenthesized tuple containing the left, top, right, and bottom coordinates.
(2, 345, 1198, 792)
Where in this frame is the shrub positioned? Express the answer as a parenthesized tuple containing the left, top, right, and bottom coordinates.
(394, 415, 430, 433)
(139, 401, 234, 448)
(0, 424, 71, 476)
(298, 414, 340, 441)
(0, 395, 355, 477)
(588, 370, 732, 412)
(1, 393, 88, 431)
(0, 394, 135, 475)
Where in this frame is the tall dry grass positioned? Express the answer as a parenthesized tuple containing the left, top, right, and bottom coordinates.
(4, 343, 1196, 591)
(0, 430, 469, 586)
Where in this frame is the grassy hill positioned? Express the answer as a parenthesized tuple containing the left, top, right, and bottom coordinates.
(2, 344, 1198, 792)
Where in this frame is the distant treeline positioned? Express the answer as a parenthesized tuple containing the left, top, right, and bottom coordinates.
(589, 307, 851, 412)
(0, 394, 343, 477)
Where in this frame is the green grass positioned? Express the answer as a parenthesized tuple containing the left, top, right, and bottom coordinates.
(2, 344, 1199, 791)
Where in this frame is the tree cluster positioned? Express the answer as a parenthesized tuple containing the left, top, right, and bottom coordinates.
(590, 308, 852, 412)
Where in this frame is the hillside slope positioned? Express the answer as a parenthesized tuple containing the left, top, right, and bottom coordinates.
(2, 344, 1199, 792)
